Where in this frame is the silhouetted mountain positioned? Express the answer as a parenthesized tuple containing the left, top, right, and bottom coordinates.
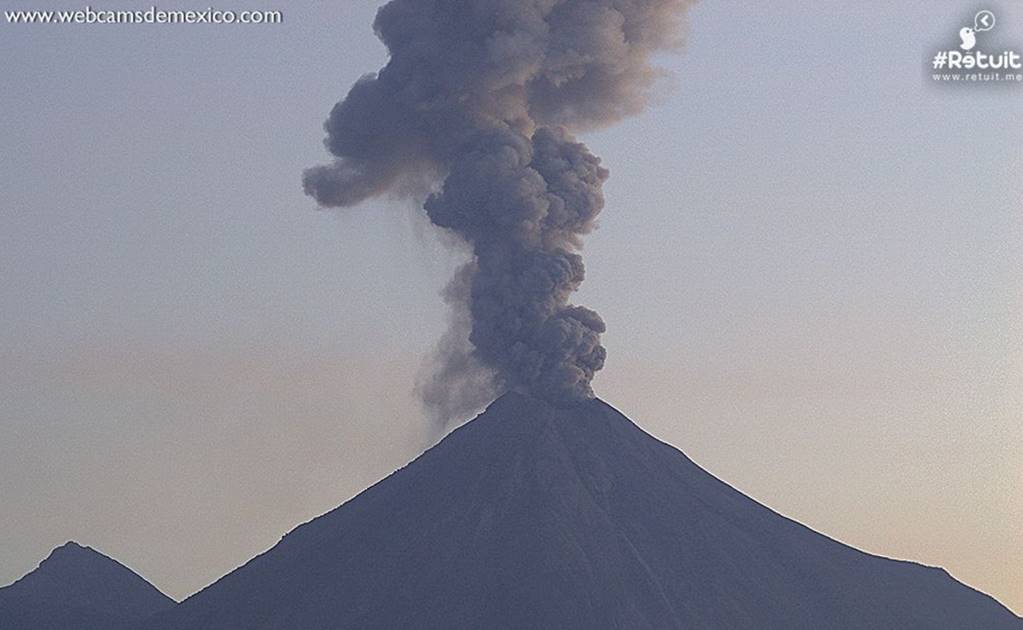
(0, 541, 174, 630)
(146, 392, 1022, 629)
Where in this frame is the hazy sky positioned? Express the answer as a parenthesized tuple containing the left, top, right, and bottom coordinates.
(2, 0, 1020, 613)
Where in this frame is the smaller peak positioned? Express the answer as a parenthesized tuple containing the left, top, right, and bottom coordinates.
(1, 541, 176, 624)
(49, 540, 93, 557)
(37, 541, 112, 573)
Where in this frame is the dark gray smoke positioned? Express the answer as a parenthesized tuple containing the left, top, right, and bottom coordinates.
(304, 0, 695, 421)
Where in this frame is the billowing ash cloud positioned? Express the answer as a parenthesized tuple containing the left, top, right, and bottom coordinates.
(304, 0, 695, 421)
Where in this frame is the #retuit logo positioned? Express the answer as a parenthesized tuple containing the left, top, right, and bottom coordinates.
(930, 9, 1022, 84)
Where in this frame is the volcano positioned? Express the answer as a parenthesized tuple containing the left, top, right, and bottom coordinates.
(143, 393, 1021, 629)
(0, 541, 174, 630)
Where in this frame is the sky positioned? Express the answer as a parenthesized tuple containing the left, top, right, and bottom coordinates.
(1, 0, 1021, 614)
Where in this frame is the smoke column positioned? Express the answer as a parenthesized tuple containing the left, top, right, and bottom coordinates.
(304, 0, 695, 422)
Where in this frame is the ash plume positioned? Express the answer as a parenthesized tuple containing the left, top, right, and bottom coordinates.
(304, 0, 695, 421)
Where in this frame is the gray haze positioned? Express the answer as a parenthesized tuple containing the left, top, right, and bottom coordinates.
(304, 0, 696, 423)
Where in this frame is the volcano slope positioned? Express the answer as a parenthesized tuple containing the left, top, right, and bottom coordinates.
(145, 392, 1022, 629)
